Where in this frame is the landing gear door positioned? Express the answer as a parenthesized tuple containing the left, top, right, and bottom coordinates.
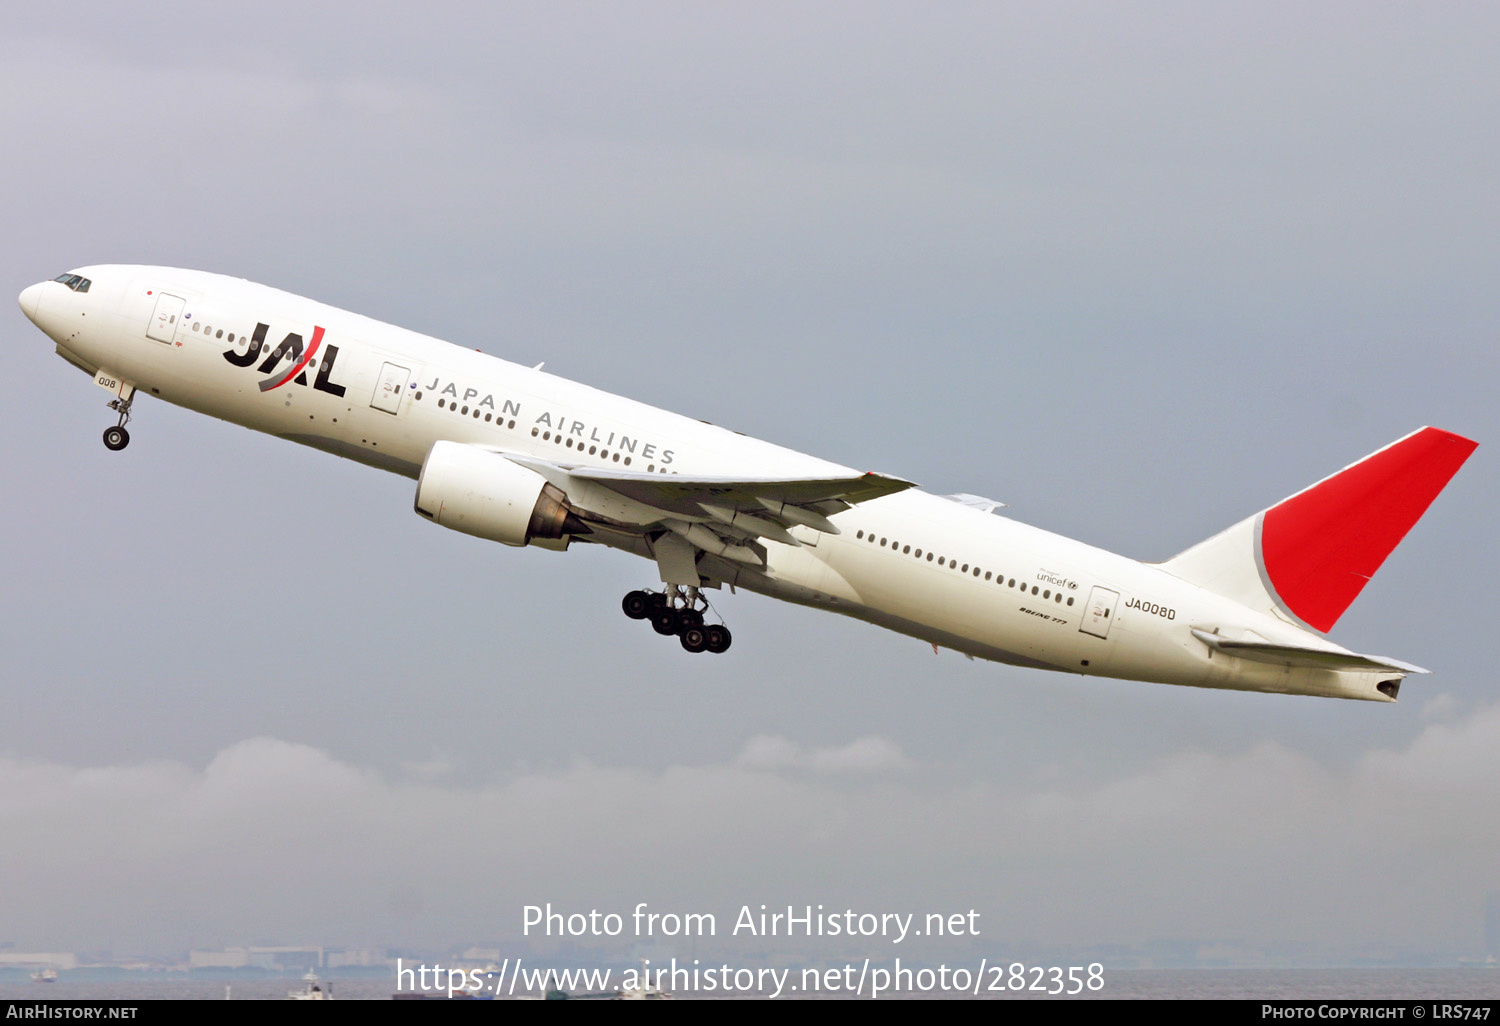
(1079, 586, 1120, 640)
(371, 362, 410, 414)
(146, 293, 185, 344)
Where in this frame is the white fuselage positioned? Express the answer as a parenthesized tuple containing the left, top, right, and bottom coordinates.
(22, 265, 1399, 701)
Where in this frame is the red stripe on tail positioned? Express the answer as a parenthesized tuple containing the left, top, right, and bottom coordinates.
(1261, 427, 1477, 632)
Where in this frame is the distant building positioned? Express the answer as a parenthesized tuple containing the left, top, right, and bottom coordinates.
(326, 948, 388, 968)
(189, 949, 250, 969)
(188, 947, 324, 969)
(0, 952, 78, 970)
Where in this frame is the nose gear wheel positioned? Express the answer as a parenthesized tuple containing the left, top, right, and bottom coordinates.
(103, 394, 134, 451)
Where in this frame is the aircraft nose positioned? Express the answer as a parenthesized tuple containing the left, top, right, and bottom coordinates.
(18, 281, 44, 324)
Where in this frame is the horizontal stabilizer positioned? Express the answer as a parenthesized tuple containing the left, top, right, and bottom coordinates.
(1190, 628, 1428, 674)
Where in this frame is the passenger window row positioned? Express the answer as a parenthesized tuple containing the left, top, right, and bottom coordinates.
(523, 425, 636, 467)
(213, 322, 315, 366)
(193, 320, 240, 345)
(527, 425, 634, 465)
(426, 393, 519, 432)
(411, 389, 677, 474)
(854, 529, 1075, 606)
(524, 426, 677, 474)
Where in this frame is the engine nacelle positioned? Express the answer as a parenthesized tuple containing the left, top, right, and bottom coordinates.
(414, 441, 573, 547)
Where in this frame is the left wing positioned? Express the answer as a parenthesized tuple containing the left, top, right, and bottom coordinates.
(502, 452, 916, 570)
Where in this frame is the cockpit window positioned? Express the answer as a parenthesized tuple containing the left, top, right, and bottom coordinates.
(52, 273, 91, 293)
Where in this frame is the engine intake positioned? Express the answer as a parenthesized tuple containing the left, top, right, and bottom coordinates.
(414, 441, 581, 547)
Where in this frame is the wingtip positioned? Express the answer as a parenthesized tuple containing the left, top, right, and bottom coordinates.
(865, 470, 920, 490)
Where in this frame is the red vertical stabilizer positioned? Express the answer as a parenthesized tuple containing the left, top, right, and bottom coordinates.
(1260, 427, 1477, 632)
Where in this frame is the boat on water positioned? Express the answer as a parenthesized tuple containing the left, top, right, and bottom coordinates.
(289, 970, 332, 1000)
(31, 968, 58, 984)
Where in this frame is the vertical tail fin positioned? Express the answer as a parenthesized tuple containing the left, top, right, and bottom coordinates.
(1160, 427, 1477, 633)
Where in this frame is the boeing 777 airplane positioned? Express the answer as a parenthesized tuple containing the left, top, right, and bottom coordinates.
(19, 266, 1476, 701)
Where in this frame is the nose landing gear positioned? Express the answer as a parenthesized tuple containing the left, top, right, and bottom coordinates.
(102, 394, 134, 451)
(622, 585, 732, 654)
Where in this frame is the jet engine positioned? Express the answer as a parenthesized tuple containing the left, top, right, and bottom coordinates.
(414, 441, 582, 547)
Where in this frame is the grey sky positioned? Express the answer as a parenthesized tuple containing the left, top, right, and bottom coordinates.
(1, 2, 1495, 959)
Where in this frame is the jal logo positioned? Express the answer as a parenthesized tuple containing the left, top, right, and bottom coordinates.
(222, 322, 348, 397)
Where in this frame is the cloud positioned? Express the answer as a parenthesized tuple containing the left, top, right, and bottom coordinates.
(2, 709, 1498, 957)
(736, 734, 910, 774)
(400, 750, 459, 782)
(1421, 693, 1463, 723)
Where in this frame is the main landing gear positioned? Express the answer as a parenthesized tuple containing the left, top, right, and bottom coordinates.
(102, 394, 134, 451)
(622, 585, 732, 654)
